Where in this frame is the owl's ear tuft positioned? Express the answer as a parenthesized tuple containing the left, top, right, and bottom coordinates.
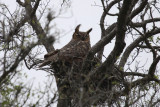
(75, 24, 81, 32)
(87, 28, 92, 34)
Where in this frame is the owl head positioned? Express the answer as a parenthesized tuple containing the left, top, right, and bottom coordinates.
(73, 24, 92, 41)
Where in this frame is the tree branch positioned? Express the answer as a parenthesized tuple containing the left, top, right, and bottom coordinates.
(29, 15, 55, 52)
(148, 56, 160, 77)
(98, 0, 122, 61)
(31, 0, 41, 17)
(124, 72, 147, 77)
(119, 28, 160, 68)
(16, 0, 26, 7)
(0, 42, 38, 86)
(129, 0, 148, 19)
(130, 18, 160, 27)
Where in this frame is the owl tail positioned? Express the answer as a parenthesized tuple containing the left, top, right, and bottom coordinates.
(39, 60, 51, 67)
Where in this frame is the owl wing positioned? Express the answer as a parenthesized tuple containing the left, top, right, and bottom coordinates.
(44, 49, 59, 59)
(39, 41, 90, 67)
(39, 49, 59, 67)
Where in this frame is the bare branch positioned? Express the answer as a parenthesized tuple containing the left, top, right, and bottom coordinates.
(119, 28, 160, 69)
(31, 0, 41, 17)
(144, 39, 157, 59)
(16, 0, 26, 7)
(129, 0, 148, 19)
(148, 56, 160, 76)
(28, 15, 55, 52)
(124, 72, 147, 77)
(130, 18, 160, 27)
(0, 42, 38, 86)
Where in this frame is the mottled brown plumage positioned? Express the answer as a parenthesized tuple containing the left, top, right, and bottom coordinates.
(40, 24, 92, 67)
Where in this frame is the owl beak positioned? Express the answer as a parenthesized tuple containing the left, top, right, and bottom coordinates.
(82, 36, 85, 41)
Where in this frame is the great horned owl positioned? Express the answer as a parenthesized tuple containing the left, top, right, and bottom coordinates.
(40, 24, 92, 67)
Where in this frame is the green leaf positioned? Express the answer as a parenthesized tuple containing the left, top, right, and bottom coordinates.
(95, 63, 101, 67)
(32, 19, 35, 24)
(26, 0, 31, 3)
(2, 101, 10, 106)
(120, 67, 124, 71)
(112, 81, 118, 85)
(154, 75, 159, 79)
(148, 36, 153, 41)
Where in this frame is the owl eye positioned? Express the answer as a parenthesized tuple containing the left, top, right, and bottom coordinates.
(76, 33, 81, 37)
(85, 34, 89, 37)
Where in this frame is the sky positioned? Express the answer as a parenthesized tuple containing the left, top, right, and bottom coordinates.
(52, 0, 102, 47)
